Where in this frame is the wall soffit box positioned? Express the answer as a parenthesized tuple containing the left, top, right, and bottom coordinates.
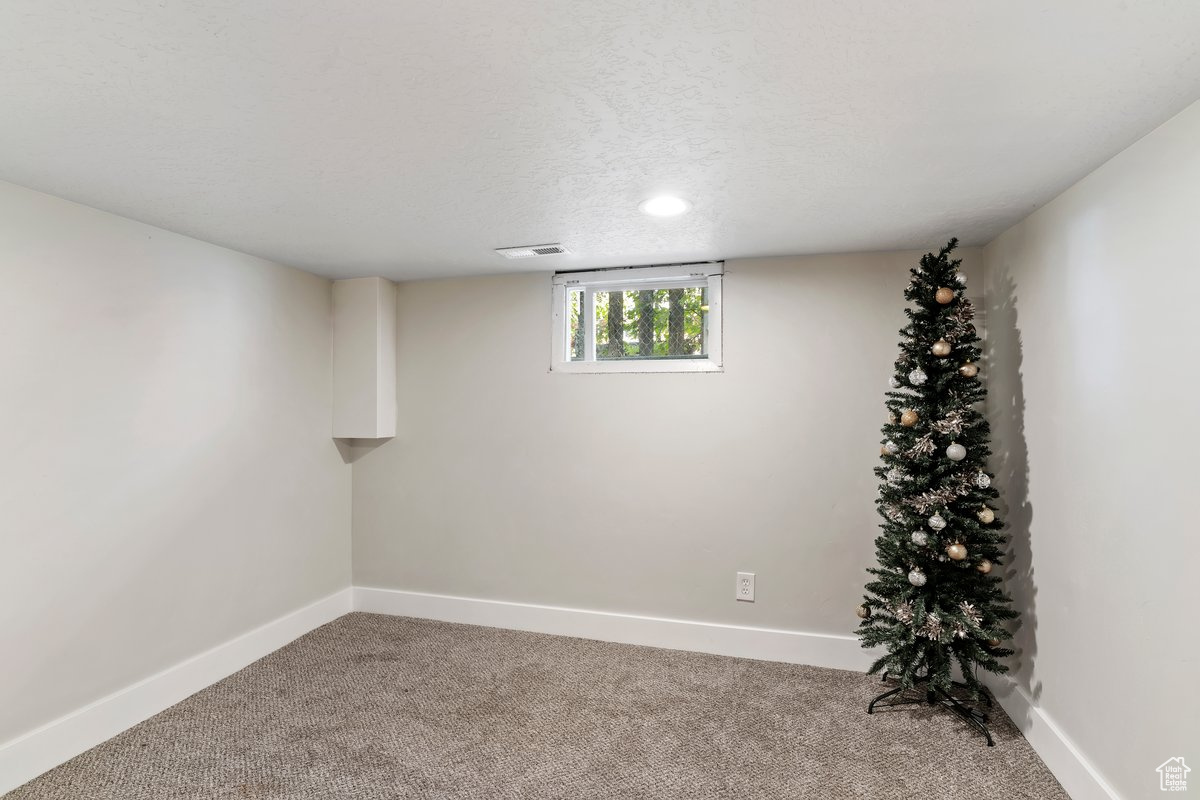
(332, 277, 397, 440)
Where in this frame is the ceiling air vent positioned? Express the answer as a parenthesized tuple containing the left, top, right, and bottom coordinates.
(495, 243, 571, 259)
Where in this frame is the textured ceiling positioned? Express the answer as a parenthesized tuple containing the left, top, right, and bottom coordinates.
(2, 1, 1200, 280)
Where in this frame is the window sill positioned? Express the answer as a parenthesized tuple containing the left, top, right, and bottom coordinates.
(551, 358, 723, 374)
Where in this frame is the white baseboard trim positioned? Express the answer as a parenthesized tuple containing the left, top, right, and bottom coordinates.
(982, 674, 1121, 800)
(353, 586, 875, 672)
(0, 588, 353, 796)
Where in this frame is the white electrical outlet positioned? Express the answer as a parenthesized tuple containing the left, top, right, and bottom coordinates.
(736, 572, 755, 602)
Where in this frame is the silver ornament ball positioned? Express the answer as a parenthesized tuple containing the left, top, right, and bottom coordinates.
(908, 368, 928, 386)
(928, 513, 947, 531)
(884, 440, 900, 455)
(889, 376, 901, 389)
(955, 273, 967, 286)
(946, 443, 967, 461)
(911, 531, 929, 546)
(975, 472, 991, 489)
(908, 568, 927, 587)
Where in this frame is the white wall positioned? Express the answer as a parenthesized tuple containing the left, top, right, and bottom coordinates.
(0, 181, 351, 745)
(351, 248, 982, 635)
(983, 100, 1200, 799)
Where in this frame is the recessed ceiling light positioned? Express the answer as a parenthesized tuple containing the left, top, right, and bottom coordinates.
(639, 195, 691, 217)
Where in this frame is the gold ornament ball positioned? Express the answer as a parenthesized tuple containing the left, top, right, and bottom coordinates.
(900, 409, 919, 427)
(880, 445, 888, 456)
(856, 603, 871, 619)
(935, 287, 955, 304)
(959, 361, 978, 378)
(931, 339, 952, 357)
(987, 638, 1003, 647)
(977, 507, 995, 524)
(976, 559, 993, 574)
(946, 543, 968, 561)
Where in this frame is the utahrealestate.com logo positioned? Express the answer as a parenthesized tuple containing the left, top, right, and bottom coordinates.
(1158, 757, 1190, 792)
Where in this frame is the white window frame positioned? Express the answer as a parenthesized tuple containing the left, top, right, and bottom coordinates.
(550, 263, 723, 374)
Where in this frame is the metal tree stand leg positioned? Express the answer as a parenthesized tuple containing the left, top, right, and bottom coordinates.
(867, 673, 996, 746)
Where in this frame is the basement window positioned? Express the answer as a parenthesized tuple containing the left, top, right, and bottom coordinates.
(550, 263, 723, 373)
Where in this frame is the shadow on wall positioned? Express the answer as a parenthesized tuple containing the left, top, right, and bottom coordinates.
(986, 272, 1041, 714)
(333, 438, 394, 465)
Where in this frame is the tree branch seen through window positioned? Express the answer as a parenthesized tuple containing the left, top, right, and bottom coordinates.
(571, 287, 707, 360)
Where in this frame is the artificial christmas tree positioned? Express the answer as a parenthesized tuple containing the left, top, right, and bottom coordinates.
(857, 239, 1018, 745)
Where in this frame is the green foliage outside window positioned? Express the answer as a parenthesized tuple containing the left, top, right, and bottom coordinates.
(569, 287, 707, 360)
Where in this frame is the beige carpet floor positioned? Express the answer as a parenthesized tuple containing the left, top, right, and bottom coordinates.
(8, 613, 1066, 799)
